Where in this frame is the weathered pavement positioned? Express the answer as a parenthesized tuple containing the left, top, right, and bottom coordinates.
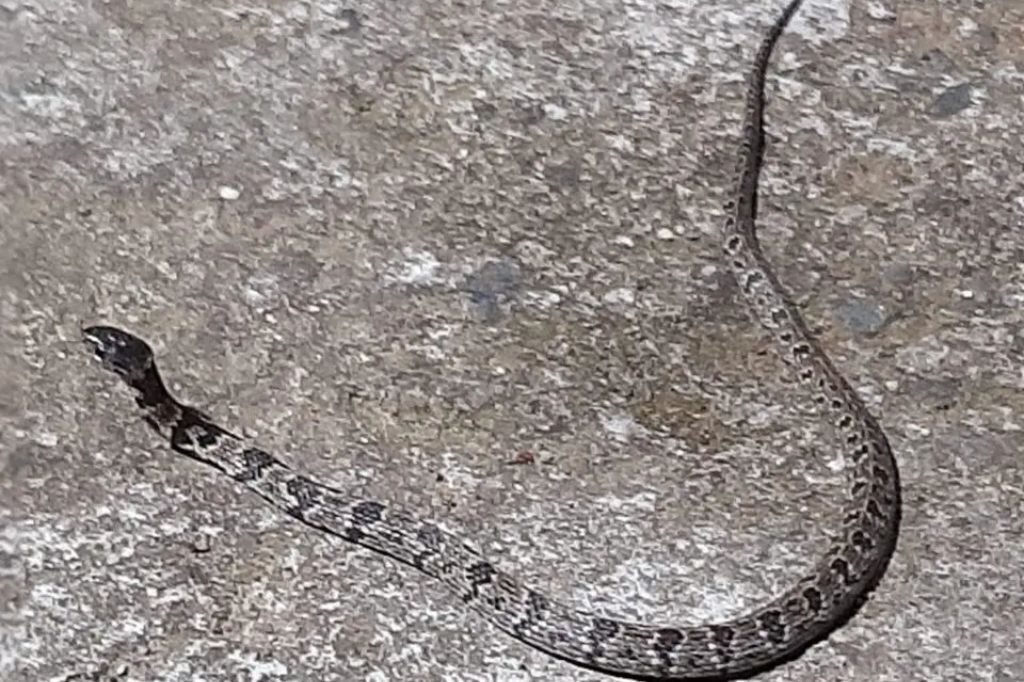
(3, 1, 1023, 680)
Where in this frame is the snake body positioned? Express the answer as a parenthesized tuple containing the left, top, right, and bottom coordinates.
(82, 1, 901, 678)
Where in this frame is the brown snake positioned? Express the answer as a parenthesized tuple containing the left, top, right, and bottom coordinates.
(82, 0, 901, 678)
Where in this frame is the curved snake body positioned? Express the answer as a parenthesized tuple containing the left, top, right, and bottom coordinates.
(82, 1, 900, 678)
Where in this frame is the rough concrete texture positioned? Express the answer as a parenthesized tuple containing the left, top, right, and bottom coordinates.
(2, 0, 1023, 680)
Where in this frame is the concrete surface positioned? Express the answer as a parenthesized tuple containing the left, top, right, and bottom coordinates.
(2, 0, 1023, 680)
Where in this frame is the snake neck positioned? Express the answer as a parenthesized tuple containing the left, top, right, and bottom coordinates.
(124, 364, 187, 436)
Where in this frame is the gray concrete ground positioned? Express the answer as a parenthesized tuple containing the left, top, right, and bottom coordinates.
(2, 0, 1023, 680)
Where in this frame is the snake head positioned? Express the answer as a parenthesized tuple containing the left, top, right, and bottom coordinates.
(82, 325, 156, 383)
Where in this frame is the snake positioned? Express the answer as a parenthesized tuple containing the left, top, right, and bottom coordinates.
(81, 0, 901, 679)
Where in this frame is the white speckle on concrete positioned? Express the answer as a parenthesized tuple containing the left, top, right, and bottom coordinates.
(599, 411, 643, 440)
(391, 249, 442, 285)
(744, 404, 784, 428)
(33, 432, 58, 448)
(226, 651, 288, 682)
(438, 451, 482, 490)
(866, 136, 919, 160)
(218, 185, 241, 201)
(427, 324, 456, 341)
(242, 273, 280, 308)
(903, 423, 932, 439)
(542, 102, 568, 121)
(602, 287, 635, 305)
(957, 17, 978, 36)
(605, 133, 634, 152)
(825, 453, 846, 473)
(20, 92, 82, 119)
(631, 94, 652, 114)
(525, 290, 562, 308)
(593, 490, 658, 514)
(421, 343, 447, 361)
(866, 1, 894, 21)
